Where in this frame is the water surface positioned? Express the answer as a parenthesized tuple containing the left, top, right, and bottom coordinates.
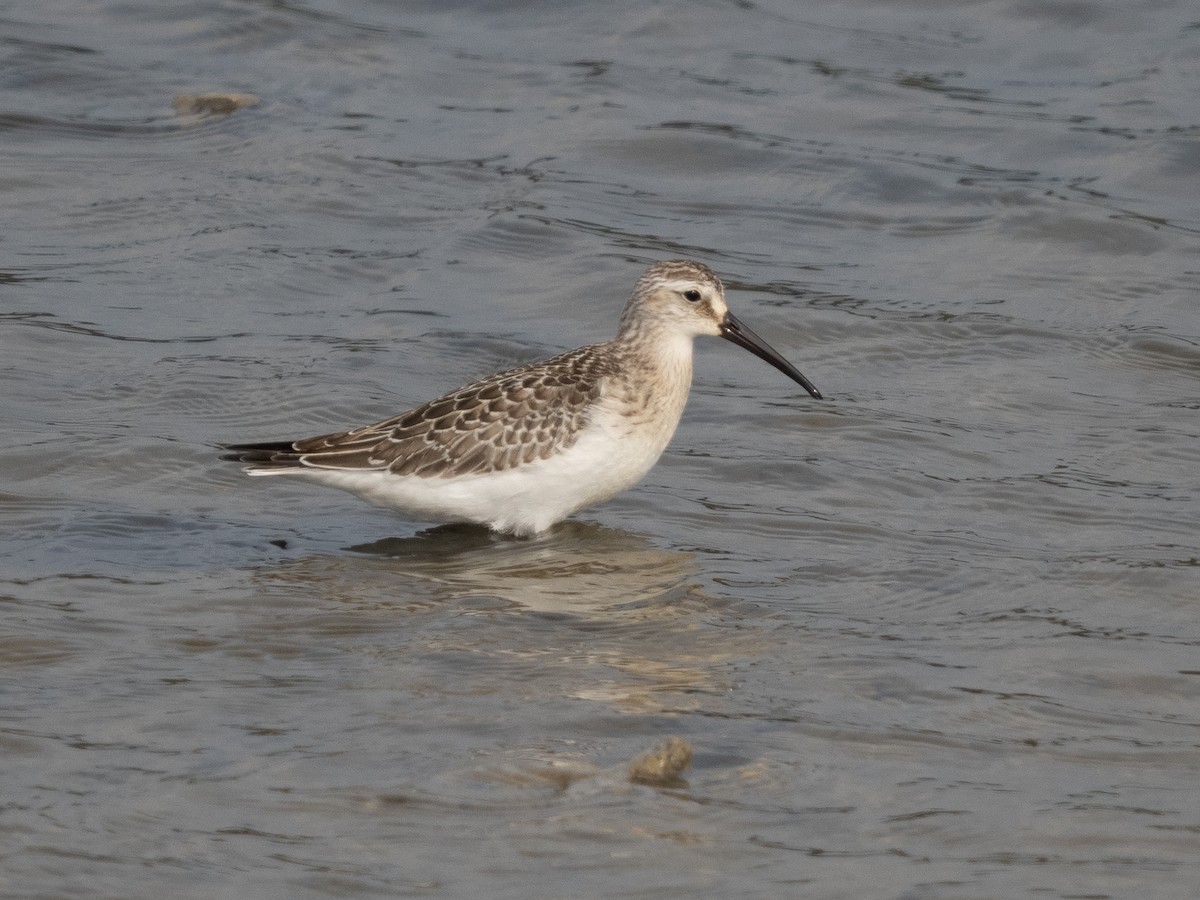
(3, 1, 1199, 897)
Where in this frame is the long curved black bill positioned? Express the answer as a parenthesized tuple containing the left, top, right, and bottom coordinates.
(720, 311, 822, 399)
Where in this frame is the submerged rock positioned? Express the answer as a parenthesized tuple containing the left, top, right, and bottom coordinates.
(172, 92, 258, 117)
(627, 736, 692, 787)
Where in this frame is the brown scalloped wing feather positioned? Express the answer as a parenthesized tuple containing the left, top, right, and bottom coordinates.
(290, 345, 621, 478)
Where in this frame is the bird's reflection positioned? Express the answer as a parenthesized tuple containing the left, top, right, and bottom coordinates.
(341, 521, 698, 615)
(234, 521, 760, 715)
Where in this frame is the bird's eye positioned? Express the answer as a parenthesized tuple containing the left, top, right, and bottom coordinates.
(683, 289, 702, 302)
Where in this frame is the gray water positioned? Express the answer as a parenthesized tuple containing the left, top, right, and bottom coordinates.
(3, 1, 1199, 897)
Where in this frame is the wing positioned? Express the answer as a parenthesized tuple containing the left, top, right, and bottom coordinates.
(223, 344, 620, 479)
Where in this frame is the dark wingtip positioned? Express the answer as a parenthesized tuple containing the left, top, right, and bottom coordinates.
(219, 440, 302, 466)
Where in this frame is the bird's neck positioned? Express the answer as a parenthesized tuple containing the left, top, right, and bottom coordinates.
(605, 326, 695, 433)
(620, 320, 694, 379)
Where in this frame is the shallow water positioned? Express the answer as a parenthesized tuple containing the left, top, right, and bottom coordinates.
(3, 1, 1199, 897)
